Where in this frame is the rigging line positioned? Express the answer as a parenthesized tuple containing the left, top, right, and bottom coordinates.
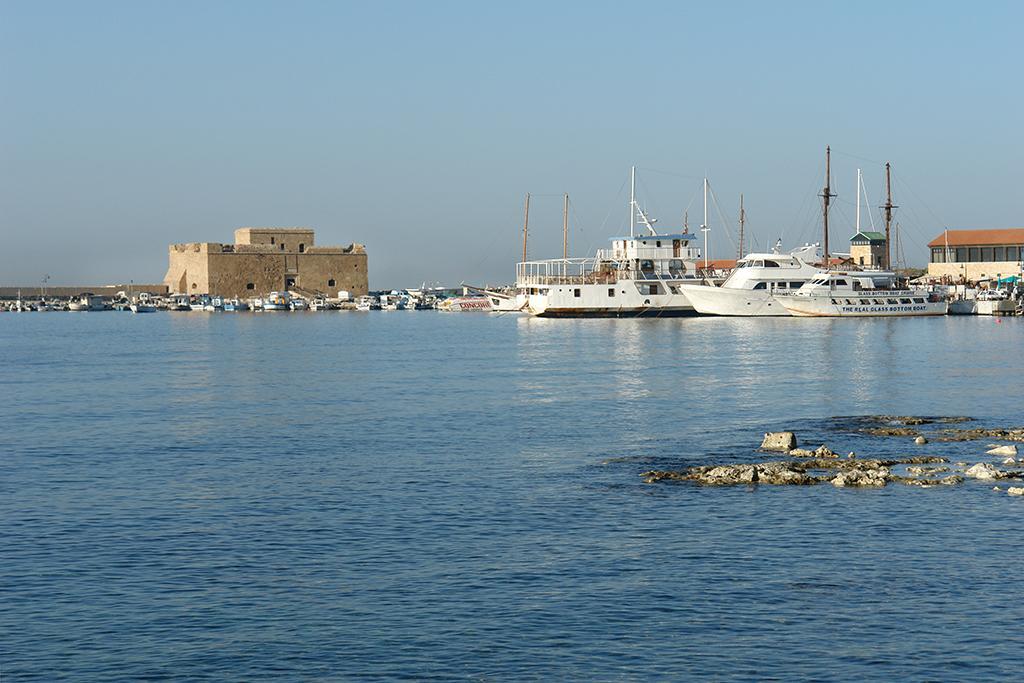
(707, 183, 738, 256)
(585, 177, 628, 258)
(860, 173, 877, 232)
(831, 149, 886, 166)
(636, 166, 702, 182)
(891, 172, 948, 230)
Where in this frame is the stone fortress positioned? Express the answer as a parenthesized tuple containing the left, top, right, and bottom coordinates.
(164, 228, 368, 299)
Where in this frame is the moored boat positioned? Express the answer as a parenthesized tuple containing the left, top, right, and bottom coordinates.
(776, 271, 948, 317)
(263, 291, 290, 311)
(679, 243, 824, 316)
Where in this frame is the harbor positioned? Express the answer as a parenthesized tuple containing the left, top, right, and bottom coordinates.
(5, 2, 1024, 681)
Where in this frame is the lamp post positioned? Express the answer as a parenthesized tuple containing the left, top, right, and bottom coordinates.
(40, 274, 50, 300)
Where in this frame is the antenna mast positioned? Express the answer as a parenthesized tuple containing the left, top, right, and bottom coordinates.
(737, 194, 746, 261)
(882, 162, 896, 270)
(521, 193, 530, 264)
(819, 146, 836, 268)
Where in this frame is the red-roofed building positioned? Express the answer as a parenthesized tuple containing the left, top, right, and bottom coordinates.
(927, 228, 1024, 281)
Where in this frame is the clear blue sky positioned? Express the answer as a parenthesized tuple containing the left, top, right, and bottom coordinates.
(2, 0, 1021, 287)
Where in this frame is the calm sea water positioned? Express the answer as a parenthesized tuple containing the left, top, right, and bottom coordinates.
(2, 311, 1023, 681)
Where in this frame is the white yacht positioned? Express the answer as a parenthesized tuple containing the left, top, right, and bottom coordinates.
(777, 271, 948, 317)
(517, 168, 716, 318)
(679, 243, 824, 316)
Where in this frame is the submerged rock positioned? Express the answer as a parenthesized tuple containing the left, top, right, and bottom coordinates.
(939, 428, 1024, 443)
(862, 426, 921, 437)
(761, 432, 797, 453)
(987, 444, 1018, 457)
(894, 475, 963, 487)
(915, 436, 928, 445)
(906, 466, 950, 476)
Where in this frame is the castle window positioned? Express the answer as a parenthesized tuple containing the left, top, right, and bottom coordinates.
(299, 243, 305, 253)
(191, 282, 197, 290)
(286, 277, 296, 288)
(328, 279, 336, 287)
(246, 282, 255, 290)
(280, 244, 285, 251)
(270, 237, 275, 245)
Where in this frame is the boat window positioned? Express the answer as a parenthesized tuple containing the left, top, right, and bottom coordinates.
(753, 282, 767, 290)
(648, 284, 658, 295)
(846, 299, 855, 305)
(751, 260, 764, 268)
(763, 260, 780, 268)
(775, 282, 787, 288)
(656, 241, 662, 247)
(830, 299, 839, 304)
(574, 288, 581, 298)
(669, 259, 683, 271)
(900, 298, 912, 304)
(835, 279, 848, 286)
(790, 282, 804, 289)
(608, 288, 615, 297)
(246, 282, 255, 290)
(874, 299, 884, 305)
(913, 298, 925, 304)
(640, 260, 654, 270)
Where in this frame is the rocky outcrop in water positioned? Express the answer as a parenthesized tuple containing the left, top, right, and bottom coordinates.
(760, 432, 797, 453)
(987, 444, 1018, 456)
(642, 456, 951, 488)
(938, 428, 1024, 443)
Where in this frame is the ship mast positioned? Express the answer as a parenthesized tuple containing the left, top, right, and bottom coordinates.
(819, 146, 836, 268)
(856, 168, 862, 234)
(562, 193, 569, 261)
(629, 166, 636, 238)
(521, 192, 530, 264)
(701, 177, 710, 271)
(737, 194, 745, 261)
(882, 162, 896, 270)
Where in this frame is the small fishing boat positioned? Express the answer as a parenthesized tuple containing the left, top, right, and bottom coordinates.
(263, 291, 290, 311)
(355, 295, 380, 311)
(223, 298, 250, 311)
(289, 297, 308, 311)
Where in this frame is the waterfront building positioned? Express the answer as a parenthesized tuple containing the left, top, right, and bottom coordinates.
(926, 228, 1024, 282)
(849, 231, 887, 268)
(165, 227, 368, 298)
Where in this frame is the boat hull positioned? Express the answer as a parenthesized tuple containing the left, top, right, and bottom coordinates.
(678, 284, 790, 317)
(535, 307, 699, 318)
(778, 296, 948, 317)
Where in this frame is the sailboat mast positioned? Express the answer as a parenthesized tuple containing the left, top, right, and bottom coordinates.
(737, 194, 745, 261)
(820, 146, 835, 268)
(629, 166, 636, 238)
(702, 178, 709, 270)
(521, 193, 530, 264)
(856, 168, 862, 233)
(562, 193, 569, 261)
(883, 162, 895, 270)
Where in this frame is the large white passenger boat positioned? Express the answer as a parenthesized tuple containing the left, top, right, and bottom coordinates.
(679, 243, 823, 316)
(777, 271, 948, 317)
(516, 168, 715, 318)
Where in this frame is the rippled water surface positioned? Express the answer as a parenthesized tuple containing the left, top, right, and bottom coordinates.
(2, 312, 1023, 681)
